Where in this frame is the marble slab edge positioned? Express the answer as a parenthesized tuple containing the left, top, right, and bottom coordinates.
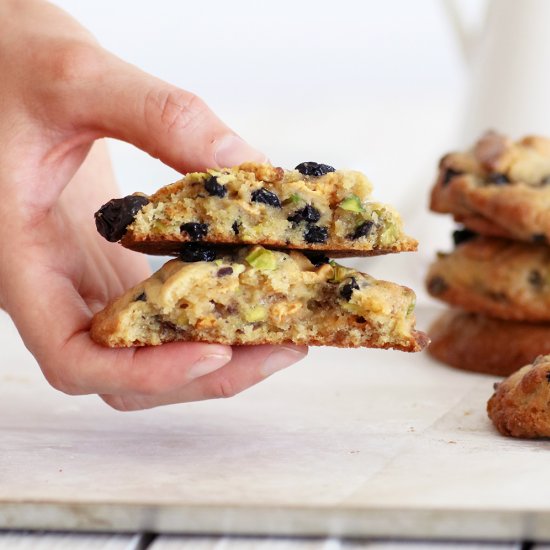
(0, 502, 549, 541)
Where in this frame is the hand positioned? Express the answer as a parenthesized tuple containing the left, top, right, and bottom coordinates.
(0, 0, 307, 410)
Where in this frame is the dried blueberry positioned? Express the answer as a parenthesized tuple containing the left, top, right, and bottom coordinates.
(94, 195, 150, 242)
(340, 277, 360, 301)
(217, 267, 233, 277)
(529, 270, 544, 289)
(135, 292, 147, 302)
(179, 243, 217, 262)
(533, 234, 548, 244)
(180, 222, 208, 241)
(287, 204, 321, 224)
(351, 221, 374, 240)
(204, 175, 227, 197)
(295, 162, 335, 177)
(303, 252, 330, 266)
(304, 225, 329, 244)
(441, 168, 462, 186)
(231, 220, 241, 235)
(487, 172, 510, 185)
(355, 315, 367, 324)
(427, 276, 448, 296)
(452, 228, 477, 246)
(546, 371, 550, 383)
(251, 188, 282, 208)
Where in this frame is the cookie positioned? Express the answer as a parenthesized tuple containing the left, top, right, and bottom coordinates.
(488, 355, 550, 438)
(427, 309, 550, 376)
(430, 131, 550, 244)
(95, 162, 417, 257)
(91, 245, 428, 351)
(426, 234, 550, 321)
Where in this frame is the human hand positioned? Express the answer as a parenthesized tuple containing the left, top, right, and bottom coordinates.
(0, 0, 307, 410)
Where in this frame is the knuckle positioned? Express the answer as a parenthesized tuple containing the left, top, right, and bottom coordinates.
(47, 41, 105, 84)
(127, 372, 166, 397)
(145, 88, 209, 136)
(101, 395, 138, 412)
(212, 376, 240, 399)
(41, 361, 81, 396)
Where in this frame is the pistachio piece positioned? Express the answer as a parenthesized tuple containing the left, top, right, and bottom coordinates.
(339, 194, 365, 213)
(328, 261, 353, 283)
(379, 223, 399, 246)
(244, 305, 267, 323)
(245, 247, 277, 270)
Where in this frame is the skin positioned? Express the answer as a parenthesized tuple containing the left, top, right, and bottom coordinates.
(0, 0, 307, 410)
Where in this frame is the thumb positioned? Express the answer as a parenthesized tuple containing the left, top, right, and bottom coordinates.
(70, 50, 266, 173)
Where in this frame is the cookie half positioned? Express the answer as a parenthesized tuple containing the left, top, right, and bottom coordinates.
(427, 234, 550, 321)
(488, 355, 550, 438)
(427, 310, 550, 376)
(95, 162, 417, 257)
(430, 131, 550, 244)
(91, 246, 428, 350)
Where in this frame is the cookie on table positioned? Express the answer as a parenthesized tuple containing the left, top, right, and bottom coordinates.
(430, 131, 550, 244)
(426, 231, 550, 321)
(94, 162, 417, 257)
(91, 245, 428, 351)
(488, 355, 550, 438)
(427, 309, 550, 376)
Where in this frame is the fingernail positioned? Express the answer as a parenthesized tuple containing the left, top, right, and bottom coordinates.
(261, 346, 307, 377)
(214, 135, 268, 168)
(188, 354, 231, 379)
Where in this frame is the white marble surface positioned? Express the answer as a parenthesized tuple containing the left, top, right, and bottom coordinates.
(1, 307, 550, 540)
(0, 531, 143, 549)
(150, 539, 520, 550)
(0, 534, 525, 550)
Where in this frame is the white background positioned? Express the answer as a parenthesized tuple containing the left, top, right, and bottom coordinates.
(51, 0, 485, 295)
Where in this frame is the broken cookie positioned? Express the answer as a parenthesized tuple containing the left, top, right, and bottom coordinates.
(91, 246, 427, 351)
(95, 162, 417, 257)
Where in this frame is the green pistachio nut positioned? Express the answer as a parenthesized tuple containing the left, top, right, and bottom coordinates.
(244, 305, 268, 323)
(245, 247, 277, 270)
(379, 223, 399, 246)
(339, 195, 365, 213)
(328, 261, 353, 283)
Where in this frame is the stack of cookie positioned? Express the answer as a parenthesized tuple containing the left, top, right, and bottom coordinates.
(91, 161, 428, 352)
(426, 131, 550, 376)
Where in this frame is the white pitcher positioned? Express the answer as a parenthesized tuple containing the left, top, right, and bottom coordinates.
(444, 0, 550, 143)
